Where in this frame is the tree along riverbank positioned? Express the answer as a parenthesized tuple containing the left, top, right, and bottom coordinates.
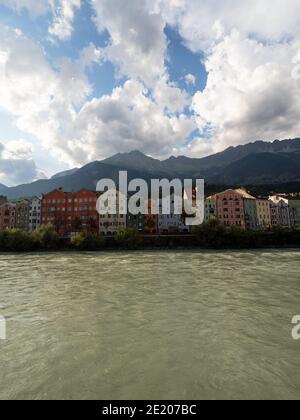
(1, 222, 300, 252)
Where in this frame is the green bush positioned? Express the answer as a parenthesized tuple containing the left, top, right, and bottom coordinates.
(0, 229, 37, 252)
(0, 222, 300, 252)
(116, 228, 142, 249)
(193, 220, 300, 249)
(71, 233, 105, 250)
(193, 219, 228, 248)
(31, 225, 60, 250)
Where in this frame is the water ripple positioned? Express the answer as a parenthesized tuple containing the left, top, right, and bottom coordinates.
(0, 250, 299, 400)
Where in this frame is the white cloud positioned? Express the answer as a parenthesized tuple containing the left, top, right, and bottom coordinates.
(48, 0, 81, 41)
(0, 25, 195, 176)
(0, 0, 49, 17)
(2, 0, 300, 173)
(158, 0, 300, 52)
(0, 0, 81, 41)
(2, 139, 33, 160)
(0, 26, 100, 163)
(89, 0, 193, 138)
(0, 140, 45, 186)
(153, 76, 188, 113)
(91, 0, 167, 86)
(90, 0, 300, 158)
(184, 73, 196, 86)
(73, 79, 195, 160)
(191, 30, 300, 154)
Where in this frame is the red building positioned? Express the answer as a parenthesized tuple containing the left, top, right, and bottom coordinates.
(41, 189, 100, 236)
(144, 199, 158, 235)
(215, 189, 246, 230)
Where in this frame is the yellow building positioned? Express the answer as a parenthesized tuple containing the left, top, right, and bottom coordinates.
(256, 199, 272, 229)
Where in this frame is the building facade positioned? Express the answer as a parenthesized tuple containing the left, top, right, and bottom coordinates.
(144, 199, 158, 235)
(127, 213, 145, 233)
(29, 197, 42, 232)
(71, 189, 99, 235)
(256, 199, 272, 229)
(158, 214, 189, 234)
(0, 196, 7, 206)
(0, 202, 16, 230)
(126, 193, 146, 233)
(16, 200, 31, 231)
(158, 194, 189, 234)
(244, 198, 258, 230)
(99, 191, 127, 236)
(289, 199, 300, 228)
(270, 201, 279, 229)
(205, 197, 217, 222)
(269, 196, 294, 229)
(42, 188, 100, 236)
(42, 189, 70, 235)
(214, 189, 246, 230)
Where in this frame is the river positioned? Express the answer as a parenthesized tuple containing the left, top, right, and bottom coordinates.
(0, 251, 299, 400)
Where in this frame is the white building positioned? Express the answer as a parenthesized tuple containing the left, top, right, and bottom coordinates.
(99, 191, 127, 236)
(29, 197, 42, 232)
(269, 196, 294, 229)
(158, 193, 189, 234)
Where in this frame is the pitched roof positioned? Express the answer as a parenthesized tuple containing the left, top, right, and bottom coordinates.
(208, 188, 256, 200)
(269, 195, 289, 204)
(234, 188, 256, 200)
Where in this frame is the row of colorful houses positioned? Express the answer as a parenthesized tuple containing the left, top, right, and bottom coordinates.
(205, 189, 300, 231)
(0, 188, 300, 236)
(0, 195, 42, 232)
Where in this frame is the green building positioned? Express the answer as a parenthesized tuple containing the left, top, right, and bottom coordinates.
(289, 200, 300, 228)
(205, 197, 217, 222)
(244, 198, 258, 230)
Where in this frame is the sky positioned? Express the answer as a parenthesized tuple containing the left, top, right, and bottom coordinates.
(1, 0, 300, 186)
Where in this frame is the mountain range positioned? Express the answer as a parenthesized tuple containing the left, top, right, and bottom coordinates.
(1, 138, 300, 200)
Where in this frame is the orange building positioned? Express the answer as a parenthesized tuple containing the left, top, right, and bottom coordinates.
(41, 188, 100, 236)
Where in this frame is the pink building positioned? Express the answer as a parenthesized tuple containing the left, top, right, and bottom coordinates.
(215, 189, 246, 230)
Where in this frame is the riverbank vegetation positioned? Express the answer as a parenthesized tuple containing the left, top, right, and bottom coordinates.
(0, 222, 300, 252)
